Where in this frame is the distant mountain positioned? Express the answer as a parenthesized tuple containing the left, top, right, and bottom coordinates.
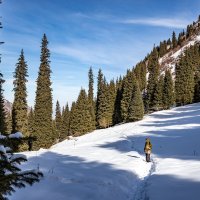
(4, 99, 12, 114)
(3, 99, 31, 114)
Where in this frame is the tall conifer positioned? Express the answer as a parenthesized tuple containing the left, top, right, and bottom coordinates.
(70, 89, 92, 136)
(0, 72, 6, 133)
(154, 75, 164, 110)
(163, 70, 174, 109)
(55, 100, 62, 141)
(121, 70, 135, 121)
(88, 67, 96, 130)
(60, 103, 69, 140)
(12, 50, 28, 134)
(34, 34, 53, 149)
(96, 69, 108, 128)
(127, 80, 144, 122)
(146, 47, 160, 111)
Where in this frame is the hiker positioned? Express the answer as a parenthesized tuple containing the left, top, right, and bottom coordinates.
(144, 138, 152, 162)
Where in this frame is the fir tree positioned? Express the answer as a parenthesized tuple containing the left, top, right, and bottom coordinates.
(5, 112, 12, 134)
(33, 34, 53, 150)
(0, 72, 6, 133)
(60, 103, 69, 140)
(175, 51, 195, 106)
(69, 102, 76, 135)
(106, 80, 116, 127)
(12, 50, 28, 135)
(134, 61, 147, 92)
(96, 69, 108, 128)
(172, 31, 178, 49)
(27, 108, 34, 136)
(88, 67, 96, 130)
(163, 70, 174, 109)
(121, 70, 135, 121)
(127, 80, 144, 122)
(146, 47, 160, 111)
(167, 38, 172, 49)
(154, 75, 164, 110)
(70, 89, 93, 136)
(0, 133, 43, 199)
(113, 76, 123, 125)
(55, 100, 62, 141)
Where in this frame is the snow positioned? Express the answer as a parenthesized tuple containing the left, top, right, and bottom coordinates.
(0, 145, 6, 153)
(8, 103, 200, 200)
(0, 133, 6, 139)
(8, 132, 23, 139)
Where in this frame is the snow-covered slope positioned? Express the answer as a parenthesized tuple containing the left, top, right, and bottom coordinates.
(159, 34, 200, 75)
(9, 103, 200, 200)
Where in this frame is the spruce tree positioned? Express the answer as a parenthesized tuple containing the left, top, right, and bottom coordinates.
(34, 34, 53, 150)
(96, 69, 108, 128)
(5, 112, 12, 134)
(12, 50, 28, 135)
(146, 47, 160, 111)
(55, 100, 62, 141)
(172, 31, 178, 49)
(127, 80, 144, 122)
(69, 102, 76, 135)
(0, 72, 6, 133)
(175, 50, 195, 106)
(121, 70, 135, 121)
(134, 61, 147, 92)
(60, 103, 69, 140)
(27, 107, 34, 136)
(70, 89, 93, 136)
(0, 133, 43, 199)
(153, 75, 164, 110)
(106, 79, 116, 127)
(88, 67, 96, 130)
(163, 70, 174, 109)
(113, 76, 123, 125)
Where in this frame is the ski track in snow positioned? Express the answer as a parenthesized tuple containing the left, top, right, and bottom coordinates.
(8, 103, 200, 200)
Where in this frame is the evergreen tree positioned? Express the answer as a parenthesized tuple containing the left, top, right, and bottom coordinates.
(60, 103, 69, 140)
(159, 41, 167, 57)
(0, 72, 6, 133)
(96, 69, 108, 128)
(113, 76, 123, 125)
(12, 50, 28, 135)
(88, 67, 96, 130)
(172, 31, 178, 49)
(106, 80, 116, 127)
(55, 100, 62, 141)
(154, 75, 164, 110)
(69, 101, 76, 135)
(146, 47, 160, 111)
(5, 112, 12, 134)
(167, 38, 172, 49)
(163, 70, 174, 109)
(175, 51, 195, 106)
(134, 61, 147, 92)
(70, 89, 93, 136)
(33, 34, 53, 150)
(0, 133, 43, 199)
(121, 70, 135, 121)
(127, 80, 144, 122)
(27, 108, 34, 136)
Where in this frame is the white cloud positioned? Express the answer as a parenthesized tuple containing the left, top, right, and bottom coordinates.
(120, 17, 191, 29)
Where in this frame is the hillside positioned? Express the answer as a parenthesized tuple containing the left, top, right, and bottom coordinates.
(8, 103, 200, 200)
(159, 20, 200, 75)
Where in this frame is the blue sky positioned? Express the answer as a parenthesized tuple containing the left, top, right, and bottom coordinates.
(0, 0, 200, 109)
